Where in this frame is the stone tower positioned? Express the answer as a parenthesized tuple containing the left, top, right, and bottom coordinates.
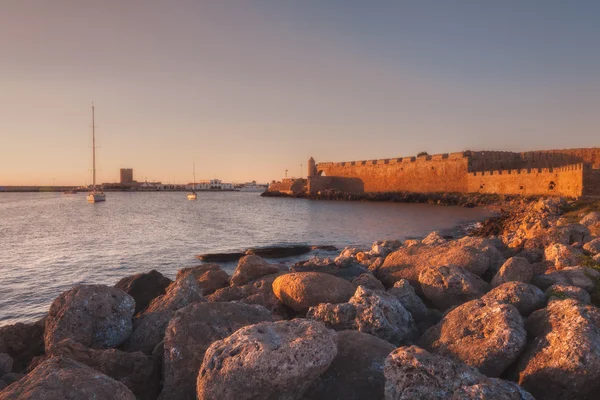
(308, 157, 317, 177)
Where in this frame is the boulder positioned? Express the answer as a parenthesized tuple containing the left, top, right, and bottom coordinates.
(386, 279, 429, 321)
(384, 346, 534, 400)
(583, 238, 600, 255)
(308, 286, 419, 346)
(565, 223, 592, 244)
(491, 257, 533, 287)
(176, 264, 229, 295)
(115, 270, 172, 314)
(531, 266, 600, 291)
(272, 272, 355, 313)
(0, 353, 12, 376)
(420, 299, 526, 377)
(44, 285, 135, 352)
(515, 299, 600, 399)
(482, 282, 546, 316)
(546, 283, 591, 304)
(1, 372, 23, 387)
(230, 255, 279, 286)
(418, 265, 490, 311)
(351, 273, 385, 291)
(291, 258, 368, 280)
(0, 356, 135, 400)
(124, 274, 205, 354)
(196, 319, 337, 400)
(50, 338, 159, 399)
(303, 330, 395, 400)
(161, 302, 273, 400)
(544, 243, 584, 268)
(421, 231, 446, 246)
(0, 319, 45, 373)
(457, 236, 506, 272)
(580, 211, 600, 226)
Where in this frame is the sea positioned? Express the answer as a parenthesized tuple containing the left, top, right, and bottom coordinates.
(0, 191, 494, 326)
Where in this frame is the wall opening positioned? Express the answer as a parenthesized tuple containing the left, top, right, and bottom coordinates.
(548, 181, 556, 190)
(317, 170, 326, 177)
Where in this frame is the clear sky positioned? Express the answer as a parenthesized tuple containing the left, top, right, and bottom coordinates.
(1, 0, 599, 185)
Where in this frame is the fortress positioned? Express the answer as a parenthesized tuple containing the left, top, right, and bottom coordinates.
(270, 148, 600, 198)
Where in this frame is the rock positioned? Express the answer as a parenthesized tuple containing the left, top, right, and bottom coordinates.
(0, 356, 135, 400)
(196, 319, 337, 400)
(384, 346, 534, 400)
(1, 372, 24, 386)
(230, 255, 279, 286)
(272, 272, 355, 313)
(351, 273, 385, 291)
(308, 286, 419, 346)
(50, 338, 160, 399)
(420, 298, 526, 377)
(246, 245, 312, 258)
(0, 319, 45, 373)
(546, 283, 591, 304)
(44, 285, 135, 352)
(421, 231, 446, 246)
(418, 265, 490, 311)
(161, 302, 273, 400)
(580, 211, 600, 226)
(303, 330, 395, 400)
(196, 252, 245, 262)
(583, 238, 600, 255)
(457, 236, 506, 272)
(0, 353, 13, 376)
(176, 264, 230, 295)
(491, 257, 533, 287)
(565, 223, 591, 244)
(531, 266, 600, 291)
(386, 279, 429, 321)
(378, 242, 492, 289)
(482, 282, 546, 316)
(124, 274, 205, 354)
(115, 270, 172, 314)
(291, 258, 368, 281)
(515, 299, 600, 400)
(544, 243, 584, 268)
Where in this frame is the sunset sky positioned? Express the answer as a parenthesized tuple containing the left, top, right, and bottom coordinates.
(1, 1, 599, 185)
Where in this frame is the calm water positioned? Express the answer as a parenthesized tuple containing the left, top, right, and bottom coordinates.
(0, 192, 493, 326)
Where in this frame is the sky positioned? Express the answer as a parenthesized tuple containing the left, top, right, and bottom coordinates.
(1, 1, 599, 185)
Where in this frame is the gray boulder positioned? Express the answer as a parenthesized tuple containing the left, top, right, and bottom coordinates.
(418, 265, 490, 311)
(0, 353, 12, 376)
(386, 279, 429, 321)
(230, 255, 279, 287)
(544, 243, 584, 268)
(176, 264, 230, 296)
(482, 282, 546, 316)
(491, 257, 533, 287)
(114, 270, 172, 314)
(583, 238, 600, 255)
(546, 283, 591, 304)
(351, 273, 385, 291)
(531, 266, 600, 292)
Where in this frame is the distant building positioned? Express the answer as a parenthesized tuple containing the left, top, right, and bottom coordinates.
(120, 168, 134, 184)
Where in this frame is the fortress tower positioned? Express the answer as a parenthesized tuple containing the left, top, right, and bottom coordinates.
(308, 157, 317, 177)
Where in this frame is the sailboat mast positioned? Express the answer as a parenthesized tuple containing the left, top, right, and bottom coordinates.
(193, 162, 196, 190)
(92, 104, 96, 191)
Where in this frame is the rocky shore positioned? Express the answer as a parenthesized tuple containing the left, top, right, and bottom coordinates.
(2, 197, 600, 399)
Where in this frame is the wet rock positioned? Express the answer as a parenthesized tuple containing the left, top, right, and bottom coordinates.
(583, 238, 600, 255)
(308, 286, 419, 346)
(351, 273, 385, 291)
(195, 252, 245, 262)
(531, 266, 600, 291)
(246, 245, 312, 258)
(482, 282, 546, 316)
(386, 279, 429, 321)
(491, 257, 533, 287)
(124, 274, 205, 354)
(303, 330, 395, 400)
(420, 298, 526, 377)
(515, 299, 600, 400)
(0, 356, 135, 400)
(176, 264, 230, 295)
(0, 319, 45, 373)
(196, 319, 337, 400)
(546, 283, 591, 304)
(0, 353, 12, 376)
(230, 255, 279, 286)
(161, 302, 273, 400)
(272, 272, 355, 313)
(44, 285, 135, 352)
(115, 270, 172, 314)
(50, 338, 159, 399)
(418, 265, 490, 311)
(384, 346, 534, 400)
(544, 243, 584, 268)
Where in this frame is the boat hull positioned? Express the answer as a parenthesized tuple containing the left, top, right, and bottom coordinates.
(87, 193, 106, 203)
(187, 193, 197, 200)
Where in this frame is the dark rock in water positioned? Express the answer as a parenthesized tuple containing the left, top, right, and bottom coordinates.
(50, 338, 160, 400)
(196, 252, 245, 262)
(0, 356, 135, 400)
(176, 264, 230, 295)
(303, 330, 395, 400)
(160, 302, 273, 400)
(44, 285, 135, 353)
(124, 275, 205, 354)
(246, 245, 312, 258)
(230, 255, 279, 287)
(384, 346, 534, 399)
(0, 319, 45, 373)
(196, 319, 337, 400)
(311, 245, 338, 252)
(115, 270, 172, 314)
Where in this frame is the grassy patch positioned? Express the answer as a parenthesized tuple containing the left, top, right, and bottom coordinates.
(582, 256, 600, 306)
(546, 290, 569, 300)
(560, 200, 600, 223)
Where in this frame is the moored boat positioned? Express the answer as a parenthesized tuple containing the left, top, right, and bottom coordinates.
(87, 104, 105, 203)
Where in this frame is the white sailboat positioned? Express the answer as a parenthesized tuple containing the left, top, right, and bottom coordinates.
(87, 104, 106, 203)
(187, 163, 197, 200)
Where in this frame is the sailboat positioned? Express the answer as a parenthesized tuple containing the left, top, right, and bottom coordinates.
(87, 104, 106, 203)
(187, 163, 197, 200)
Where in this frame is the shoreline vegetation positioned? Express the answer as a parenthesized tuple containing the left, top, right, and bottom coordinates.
(2, 195, 600, 399)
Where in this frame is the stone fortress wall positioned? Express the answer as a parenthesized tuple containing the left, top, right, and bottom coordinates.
(306, 148, 600, 198)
